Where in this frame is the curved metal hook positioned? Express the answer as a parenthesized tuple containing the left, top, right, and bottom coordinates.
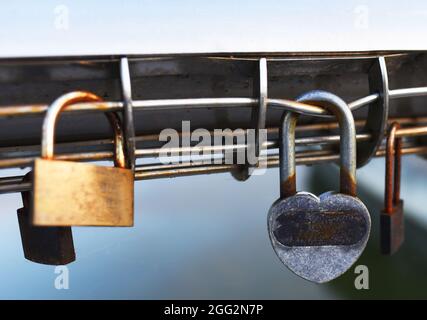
(357, 56, 389, 167)
(231, 58, 268, 181)
(120, 57, 136, 171)
(42, 91, 127, 169)
(281, 90, 357, 198)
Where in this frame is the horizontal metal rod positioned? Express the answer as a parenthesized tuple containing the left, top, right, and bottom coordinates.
(396, 126, 427, 138)
(0, 120, 426, 169)
(1, 86, 427, 118)
(0, 181, 31, 193)
(0, 139, 426, 195)
(2, 116, 425, 162)
(136, 143, 246, 157)
(134, 144, 427, 180)
(0, 151, 112, 169)
(135, 149, 339, 173)
(133, 98, 257, 110)
(389, 87, 427, 99)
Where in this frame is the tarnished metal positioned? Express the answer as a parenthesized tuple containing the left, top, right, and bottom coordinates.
(357, 57, 389, 167)
(17, 172, 76, 265)
(269, 192, 371, 283)
(283, 90, 357, 196)
(32, 92, 134, 227)
(268, 90, 371, 283)
(232, 58, 268, 181)
(381, 122, 404, 255)
(273, 208, 368, 246)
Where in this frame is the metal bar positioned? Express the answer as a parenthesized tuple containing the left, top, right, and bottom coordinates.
(389, 87, 427, 99)
(0, 102, 120, 118)
(0, 152, 112, 169)
(0, 121, 426, 170)
(1, 86, 427, 118)
(396, 126, 427, 138)
(0, 138, 427, 195)
(348, 94, 378, 110)
(135, 144, 427, 180)
(0, 181, 31, 193)
(136, 143, 246, 157)
(133, 98, 257, 111)
(2, 116, 424, 163)
(120, 57, 136, 171)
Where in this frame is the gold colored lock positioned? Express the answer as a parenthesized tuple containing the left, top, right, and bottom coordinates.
(32, 91, 134, 227)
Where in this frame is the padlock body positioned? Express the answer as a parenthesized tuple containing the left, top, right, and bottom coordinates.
(17, 207, 75, 265)
(32, 159, 134, 226)
(381, 200, 404, 255)
(268, 191, 371, 283)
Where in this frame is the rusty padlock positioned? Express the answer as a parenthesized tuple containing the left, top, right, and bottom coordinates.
(268, 90, 371, 283)
(381, 122, 404, 255)
(17, 171, 76, 265)
(32, 91, 134, 227)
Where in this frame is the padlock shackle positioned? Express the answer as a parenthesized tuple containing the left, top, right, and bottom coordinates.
(41, 91, 127, 169)
(280, 90, 357, 198)
(384, 122, 402, 214)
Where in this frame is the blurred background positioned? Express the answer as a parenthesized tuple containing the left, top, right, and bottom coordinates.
(0, 156, 426, 299)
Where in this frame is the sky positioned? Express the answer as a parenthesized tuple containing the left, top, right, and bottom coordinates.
(1, 1, 427, 58)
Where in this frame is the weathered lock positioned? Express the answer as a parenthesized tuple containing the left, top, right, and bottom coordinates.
(268, 90, 371, 283)
(32, 91, 134, 227)
(17, 171, 76, 265)
(381, 122, 404, 255)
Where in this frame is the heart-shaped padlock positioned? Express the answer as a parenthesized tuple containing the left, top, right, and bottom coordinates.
(268, 90, 371, 283)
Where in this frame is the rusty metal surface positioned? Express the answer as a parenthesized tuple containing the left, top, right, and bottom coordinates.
(268, 89, 371, 283)
(280, 90, 357, 197)
(381, 122, 405, 255)
(381, 200, 404, 255)
(273, 209, 368, 246)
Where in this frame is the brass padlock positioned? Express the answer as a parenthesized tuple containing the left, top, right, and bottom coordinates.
(18, 171, 76, 265)
(32, 91, 134, 227)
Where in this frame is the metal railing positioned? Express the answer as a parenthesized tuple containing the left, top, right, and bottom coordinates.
(0, 119, 426, 194)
